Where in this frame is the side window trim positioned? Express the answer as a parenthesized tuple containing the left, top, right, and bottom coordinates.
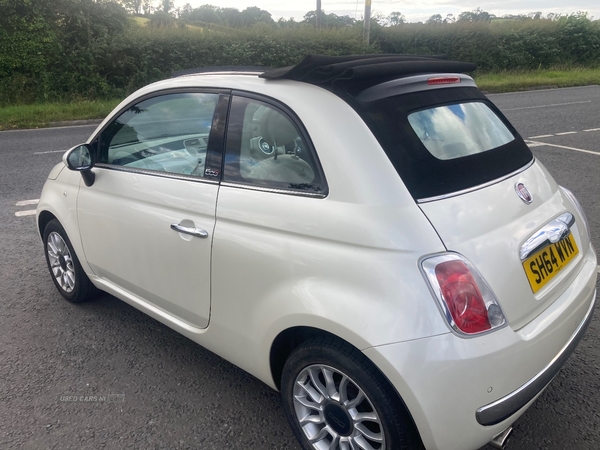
(91, 88, 231, 184)
(222, 90, 328, 198)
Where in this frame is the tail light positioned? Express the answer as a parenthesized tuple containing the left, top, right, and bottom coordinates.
(421, 254, 506, 336)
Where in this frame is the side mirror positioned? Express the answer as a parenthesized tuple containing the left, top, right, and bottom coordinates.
(63, 144, 95, 187)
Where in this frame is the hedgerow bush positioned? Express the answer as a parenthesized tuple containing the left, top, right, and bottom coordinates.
(1, 2, 599, 105)
(375, 14, 600, 71)
(101, 25, 372, 96)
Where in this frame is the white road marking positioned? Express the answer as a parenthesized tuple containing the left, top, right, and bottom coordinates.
(15, 210, 37, 217)
(525, 141, 546, 148)
(16, 199, 39, 206)
(34, 150, 66, 155)
(528, 127, 600, 139)
(527, 140, 600, 156)
(503, 100, 591, 111)
(597, 265, 600, 274)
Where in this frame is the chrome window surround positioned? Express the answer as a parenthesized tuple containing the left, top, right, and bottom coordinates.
(416, 159, 535, 204)
(220, 181, 327, 198)
(94, 163, 220, 185)
(519, 212, 575, 261)
(476, 294, 596, 426)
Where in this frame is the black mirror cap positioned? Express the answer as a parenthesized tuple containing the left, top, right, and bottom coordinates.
(63, 144, 95, 186)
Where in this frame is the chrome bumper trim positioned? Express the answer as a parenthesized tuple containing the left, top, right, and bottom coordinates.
(476, 292, 596, 426)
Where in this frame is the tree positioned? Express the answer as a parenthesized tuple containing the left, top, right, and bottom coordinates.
(386, 11, 405, 26)
(149, 10, 177, 27)
(142, 0, 154, 15)
(119, 0, 142, 14)
(427, 14, 443, 24)
(239, 6, 274, 27)
(444, 14, 455, 23)
(457, 8, 495, 23)
(303, 10, 355, 28)
(185, 5, 223, 25)
(161, 0, 172, 15)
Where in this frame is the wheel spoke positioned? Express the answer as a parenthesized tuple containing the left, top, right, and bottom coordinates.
(299, 412, 324, 425)
(308, 424, 333, 444)
(350, 411, 378, 422)
(355, 423, 383, 442)
(48, 235, 59, 256)
(345, 389, 365, 409)
(298, 378, 325, 404)
(322, 367, 339, 401)
(64, 270, 76, 290)
(328, 434, 340, 450)
(339, 440, 351, 450)
(295, 394, 323, 411)
(308, 367, 330, 400)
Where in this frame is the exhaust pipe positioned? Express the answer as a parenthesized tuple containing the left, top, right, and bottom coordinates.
(489, 426, 513, 449)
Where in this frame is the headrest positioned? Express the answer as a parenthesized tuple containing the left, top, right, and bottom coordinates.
(260, 109, 297, 148)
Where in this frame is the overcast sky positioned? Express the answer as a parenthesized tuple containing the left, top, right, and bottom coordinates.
(172, 0, 600, 22)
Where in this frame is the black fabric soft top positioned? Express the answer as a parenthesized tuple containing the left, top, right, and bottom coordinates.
(259, 54, 477, 88)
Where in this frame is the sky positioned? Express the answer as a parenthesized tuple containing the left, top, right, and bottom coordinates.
(172, 0, 600, 22)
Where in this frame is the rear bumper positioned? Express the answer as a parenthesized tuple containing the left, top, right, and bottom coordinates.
(363, 245, 597, 450)
(476, 294, 594, 426)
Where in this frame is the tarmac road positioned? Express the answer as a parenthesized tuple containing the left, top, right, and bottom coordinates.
(1, 86, 599, 450)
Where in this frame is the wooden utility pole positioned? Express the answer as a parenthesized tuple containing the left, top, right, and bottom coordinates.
(316, 0, 322, 29)
(363, 0, 371, 45)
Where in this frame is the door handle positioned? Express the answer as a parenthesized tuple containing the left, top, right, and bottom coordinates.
(170, 223, 209, 239)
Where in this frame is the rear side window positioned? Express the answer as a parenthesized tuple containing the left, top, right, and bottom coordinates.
(351, 87, 533, 200)
(408, 102, 514, 160)
(223, 95, 326, 195)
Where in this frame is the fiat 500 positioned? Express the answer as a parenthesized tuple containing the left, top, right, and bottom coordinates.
(37, 55, 597, 450)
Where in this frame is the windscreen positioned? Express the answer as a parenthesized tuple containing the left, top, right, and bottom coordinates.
(350, 87, 533, 200)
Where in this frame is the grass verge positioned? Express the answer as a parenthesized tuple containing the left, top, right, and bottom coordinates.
(1, 68, 599, 131)
(0, 99, 120, 131)
(474, 67, 600, 93)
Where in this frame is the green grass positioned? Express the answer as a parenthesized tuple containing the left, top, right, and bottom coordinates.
(1, 67, 600, 130)
(474, 67, 600, 93)
(0, 99, 120, 131)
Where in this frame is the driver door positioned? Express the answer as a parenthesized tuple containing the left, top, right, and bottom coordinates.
(77, 91, 228, 329)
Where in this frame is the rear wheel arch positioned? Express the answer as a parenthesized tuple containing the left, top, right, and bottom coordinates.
(270, 326, 334, 390)
(273, 328, 425, 449)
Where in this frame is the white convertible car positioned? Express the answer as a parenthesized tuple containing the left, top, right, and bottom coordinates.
(37, 55, 597, 450)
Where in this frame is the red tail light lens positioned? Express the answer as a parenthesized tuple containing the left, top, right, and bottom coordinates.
(427, 76, 461, 85)
(421, 254, 506, 336)
(435, 260, 491, 333)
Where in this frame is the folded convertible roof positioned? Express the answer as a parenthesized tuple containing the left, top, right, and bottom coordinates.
(259, 54, 477, 88)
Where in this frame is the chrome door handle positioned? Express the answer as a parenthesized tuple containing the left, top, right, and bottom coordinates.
(170, 223, 209, 239)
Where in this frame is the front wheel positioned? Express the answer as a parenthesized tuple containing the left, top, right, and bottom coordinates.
(43, 219, 98, 303)
(281, 337, 423, 450)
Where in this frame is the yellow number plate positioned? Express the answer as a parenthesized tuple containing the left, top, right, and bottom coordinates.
(522, 233, 579, 293)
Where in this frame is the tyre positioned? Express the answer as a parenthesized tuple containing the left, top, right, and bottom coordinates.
(281, 337, 424, 450)
(43, 219, 98, 303)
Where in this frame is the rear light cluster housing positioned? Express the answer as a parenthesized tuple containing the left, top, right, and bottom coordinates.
(421, 253, 507, 336)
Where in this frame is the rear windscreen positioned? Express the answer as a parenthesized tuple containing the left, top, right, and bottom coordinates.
(408, 102, 515, 160)
(349, 87, 533, 200)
